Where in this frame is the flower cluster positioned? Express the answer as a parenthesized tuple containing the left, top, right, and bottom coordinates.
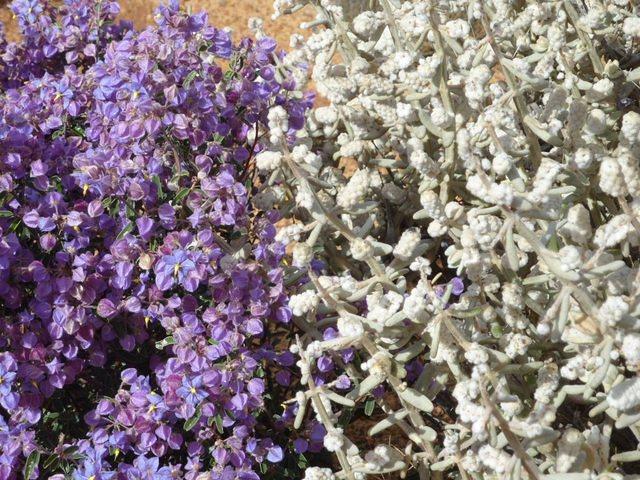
(0, 0, 309, 478)
(268, 0, 640, 478)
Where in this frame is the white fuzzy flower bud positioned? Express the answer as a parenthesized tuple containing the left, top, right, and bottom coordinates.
(599, 296, 629, 326)
(623, 17, 640, 37)
(293, 242, 313, 266)
(608, 377, 640, 412)
(364, 445, 392, 470)
(622, 333, 640, 371)
(561, 204, 592, 244)
(393, 228, 421, 261)
(337, 315, 364, 337)
(337, 169, 370, 209)
(303, 467, 335, 480)
(323, 428, 344, 452)
(362, 351, 392, 379)
(255, 150, 282, 171)
(350, 237, 374, 261)
(492, 152, 513, 176)
(599, 156, 626, 197)
(289, 290, 319, 317)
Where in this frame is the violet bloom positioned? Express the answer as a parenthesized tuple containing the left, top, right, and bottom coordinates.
(0, 363, 16, 396)
(72, 449, 115, 480)
(176, 375, 207, 406)
(451, 276, 465, 296)
(125, 455, 172, 480)
(154, 249, 198, 292)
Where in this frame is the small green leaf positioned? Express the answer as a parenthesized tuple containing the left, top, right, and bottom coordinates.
(183, 71, 199, 88)
(155, 336, 175, 350)
(126, 202, 137, 219)
(214, 414, 224, 434)
(71, 125, 85, 137)
(0, 210, 13, 217)
(184, 406, 202, 431)
(208, 338, 219, 346)
(174, 187, 191, 203)
(23, 450, 40, 479)
(364, 399, 375, 416)
(259, 462, 268, 474)
(116, 222, 134, 240)
(43, 453, 60, 471)
(152, 175, 165, 201)
(491, 323, 504, 338)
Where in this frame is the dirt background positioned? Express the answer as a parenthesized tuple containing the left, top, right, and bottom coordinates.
(0, 0, 313, 46)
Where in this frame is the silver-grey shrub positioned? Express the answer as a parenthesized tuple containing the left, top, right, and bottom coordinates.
(263, 1, 640, 478)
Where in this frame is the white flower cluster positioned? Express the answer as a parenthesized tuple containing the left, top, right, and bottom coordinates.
(266, 0, 640, 478)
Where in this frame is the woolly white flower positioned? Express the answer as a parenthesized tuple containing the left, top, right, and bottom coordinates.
(393, 228, 421, 261)
(292, 242, 313, 266)
(622, 333, 640, 371)
(445, 19, 470, 39)
(623, 17, 640, 36)
(364, 445, 392, 470)
(255, 150, 282, 171)
(608, 377, 640, 412)
(599, 296, 630, 326)
(561, 204, 592, 244)
(303, 467, 335, 480)
(337, 315, 364, 338)
(465, 345, 488, 365)
(323, 428, 344, 452)
(350, 237, 374, 261)
(337, 169, 370, 209)
(362, 351, 392, 379)
(289, 290, 319, 317)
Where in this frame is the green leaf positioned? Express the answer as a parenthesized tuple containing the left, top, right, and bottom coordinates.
(155, 336, 175, 350)
(126, 202, 137, 219)
(71, 125, 85, 137)
(184, 406, 202, 431)
(214, 414, 224, 434)
(23, 450, 40, 479)
(51, 127, 65, 139)
(8, 219, 21, 233)
(491, 323, 504, 338)
(259, 462, 268, 474)
(174, 187, 191, 204)
(152, 175, 165, 201)
(43, 453, 60, 471)
(0, 210, 13, 217)
(208, 338, 219, 346)
(364, 399, 375, 416)
(116, 222, 134, 240)
(109, 199, 121, 217)
(183, 71, 199, 88)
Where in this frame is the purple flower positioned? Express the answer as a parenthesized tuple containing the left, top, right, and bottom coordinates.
(154, 249, 198, 292)
(176, 375, 207, 406)
(125, 456, 172, 480)
(0, 360, 16, 396)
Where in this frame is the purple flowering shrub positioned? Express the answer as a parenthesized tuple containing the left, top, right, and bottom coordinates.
(0, 1, 312, 478)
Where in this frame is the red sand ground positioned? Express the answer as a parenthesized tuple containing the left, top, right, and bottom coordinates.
(0, 0, 313, 45)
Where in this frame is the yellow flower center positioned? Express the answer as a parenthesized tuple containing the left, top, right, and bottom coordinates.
(174, 263, 181, 276)
(190, 386, 197, 394)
